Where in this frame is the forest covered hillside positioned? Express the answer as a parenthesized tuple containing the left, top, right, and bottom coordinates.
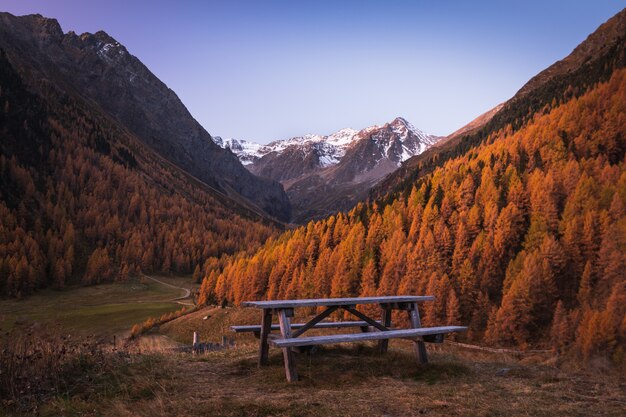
(0, 46, 280, 298)
(372, 7, 626, 204)
(199, 62, 626, 364)
(0, 12, 291, 222)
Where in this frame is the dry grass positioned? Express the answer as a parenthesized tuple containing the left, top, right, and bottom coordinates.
(0, 326, 127, 414)
(158, 306, 259, 345)
(15, 306, 624, 417)
(31, 342, 626, 417)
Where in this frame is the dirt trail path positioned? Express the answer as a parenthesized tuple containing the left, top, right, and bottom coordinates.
(140, 274, 194, 305)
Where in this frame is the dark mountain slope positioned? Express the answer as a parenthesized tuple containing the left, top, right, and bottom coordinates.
(0, 12, 290, 221)
(0, 35, 279, 296)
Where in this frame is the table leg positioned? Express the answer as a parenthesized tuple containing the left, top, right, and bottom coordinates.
(377, 306, 392, 353)
(277, 308, 298, 382)
(407, 302, 428, 364)
(258, 308, 272, 366)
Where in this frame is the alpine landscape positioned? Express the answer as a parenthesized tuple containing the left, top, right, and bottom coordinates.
(0, 2, 624, 416)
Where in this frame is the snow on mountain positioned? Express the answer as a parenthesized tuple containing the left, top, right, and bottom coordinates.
(367, 117, 439, 164)
(212, 118, 437, 171)
(212, 136, 270, 165)
(213, 127, 359, 167)
(213, 117, 440, 223)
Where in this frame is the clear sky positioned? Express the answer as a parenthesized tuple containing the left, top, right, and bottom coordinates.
(1, 1, 624, 143)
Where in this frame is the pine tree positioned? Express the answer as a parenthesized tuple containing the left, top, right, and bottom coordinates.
(551, 300, 571, 353)
(446, 289, 461, 326)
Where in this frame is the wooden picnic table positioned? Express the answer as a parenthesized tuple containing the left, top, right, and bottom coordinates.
(234, 296, 467, 382)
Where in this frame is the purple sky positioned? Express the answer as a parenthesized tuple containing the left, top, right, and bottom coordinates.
(1, 1, 623, 143)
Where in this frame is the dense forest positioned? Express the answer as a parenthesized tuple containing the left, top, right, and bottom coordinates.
(198, 68, 626, 364)
(0, 49, 279, 297)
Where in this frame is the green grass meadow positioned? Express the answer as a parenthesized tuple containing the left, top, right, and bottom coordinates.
(0, 276, 192, 338)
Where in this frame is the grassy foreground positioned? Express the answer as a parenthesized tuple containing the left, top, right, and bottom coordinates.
(33, 339, 626, 417)
(11, 306, 622, 417)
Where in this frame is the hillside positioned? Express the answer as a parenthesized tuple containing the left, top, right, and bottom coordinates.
(0, 30, 280, 297)
(372, 7, 626, 203)
(199, 61, 626, 366)
(0, 12, 291, 221)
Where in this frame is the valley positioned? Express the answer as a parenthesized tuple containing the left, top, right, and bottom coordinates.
(0, 4, 625, 416)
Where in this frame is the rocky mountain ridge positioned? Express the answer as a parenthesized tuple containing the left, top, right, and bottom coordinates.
(214, 127, 359, 167)
(0, 12, 291, 221)
(215, 117, 440, 222)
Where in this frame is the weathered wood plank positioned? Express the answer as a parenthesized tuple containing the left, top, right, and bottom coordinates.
(242, 296, 435, 309)
(407, 302, 428, 364)
(277, 309, 298, 382)
(292, 306, 338, 338)
(269, 326, 468, 348)
(378, 307, 392, 353)
(258, 308, 272, 366)
(231, 320, 384, 333)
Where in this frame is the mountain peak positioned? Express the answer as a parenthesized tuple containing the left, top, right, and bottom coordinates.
(215, 117, 439, 173)
(0, 11, 292, 221)
(390, 116, 409, 125)
(92, 30, 118, 44)
(26, 13, 62, 34)
(72, 30, 127, 62)
(384, 116, 428, 140)
(0, 12, 63, 38)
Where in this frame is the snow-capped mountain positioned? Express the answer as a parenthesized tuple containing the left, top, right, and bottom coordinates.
(213, 117, 437, 176)
(213, 127, 359, 168)
(356, 117, 438, 167)
(212, 136, 269, 166)
(213, 117, 440, 222)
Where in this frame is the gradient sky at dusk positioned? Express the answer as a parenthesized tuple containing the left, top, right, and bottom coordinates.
(1, 1, 623, 142)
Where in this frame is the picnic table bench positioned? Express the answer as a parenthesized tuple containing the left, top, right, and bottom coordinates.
(231, 296, 467, 382)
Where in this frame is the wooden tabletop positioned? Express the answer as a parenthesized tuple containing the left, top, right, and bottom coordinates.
(241, 296, 435, 309)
